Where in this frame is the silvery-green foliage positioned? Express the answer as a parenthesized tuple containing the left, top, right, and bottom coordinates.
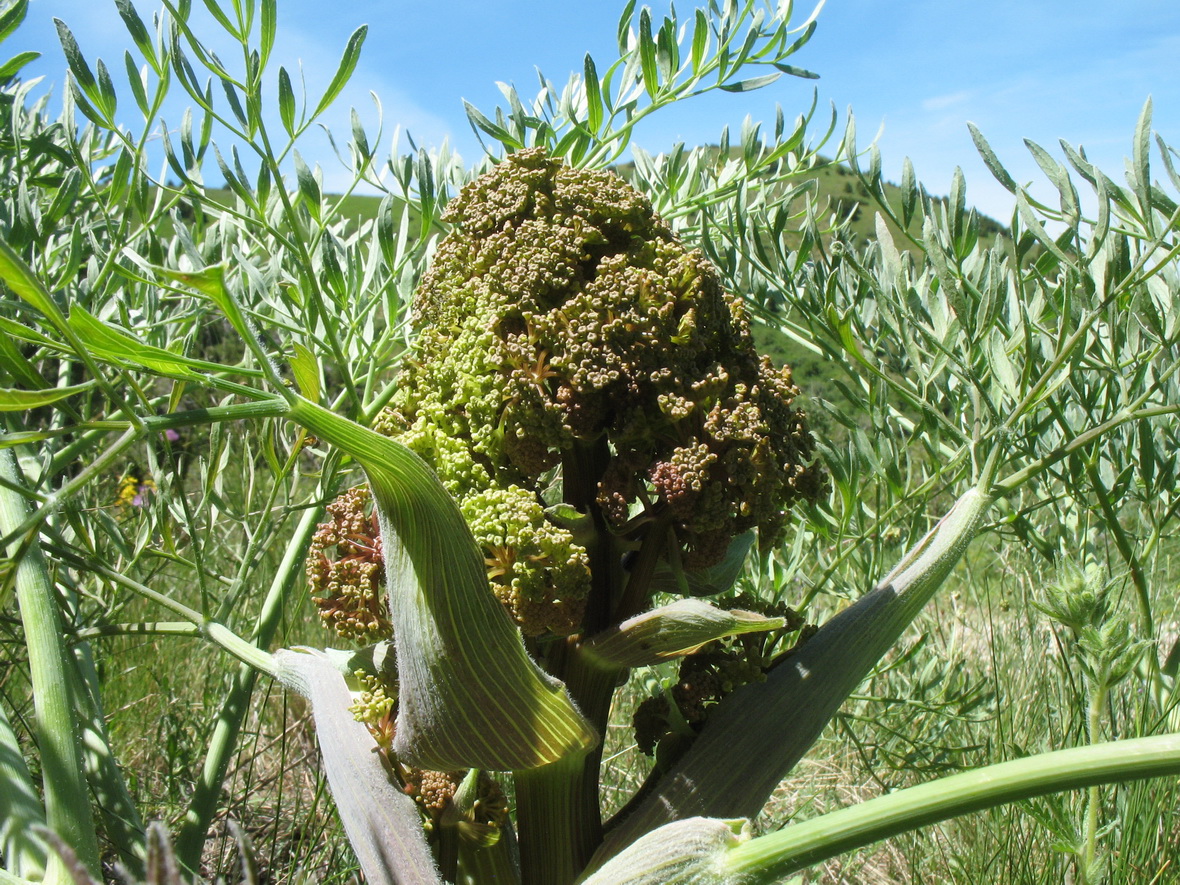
(3, 0, 1180, 883)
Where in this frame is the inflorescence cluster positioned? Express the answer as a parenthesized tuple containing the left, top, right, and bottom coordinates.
(377, 147, 824, 635)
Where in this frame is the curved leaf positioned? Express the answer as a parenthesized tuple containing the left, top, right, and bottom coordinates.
(275, 650, 441, 885)
(0, 383, 92, 411)
(599, 486, 993, 860)
(581, 600, 785, 669)
(286, 396, 596, 771)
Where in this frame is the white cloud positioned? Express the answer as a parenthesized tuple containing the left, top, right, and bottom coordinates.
(921, 91, 972, 113)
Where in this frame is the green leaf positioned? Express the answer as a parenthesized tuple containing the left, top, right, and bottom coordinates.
(948, 165, 966, 245)
(259, 0, 276, 69)
(0, 236, 70, 332)
(416, 149, 435, 233)
(285, 397, 597, 771)
(771, 63, 819, 80)
(313, 25, 366, 119)
(690, 9, 709, 73)
(655, 15, 678, 84)
(1132, 95, 1153, 230)
(0, 0, 29, 45)
(617, 0, 637, 56)
(638, 7, 659, 98)
(0, 382, 93, 411)
(277, 65, 295, 136)
(95, 56, 117, 117)
(221, 76, 248, 130)
(968, 122, 1017, 194)
(199, 0, 240, 39)
(0, 50, 38, 82)
(275, 651, 442, 885)
(67, 307, 233, 381)
(124, 51, 149, 116)
(1015, 189, 1073, 269)
(900, 156, 917, 227)
(581, 600, 785, 669)
(584, 54, 603, 134)
(0, 332, 48, 392)
(1024, 139, 1079, 221)
(289, 343, 320, 402)
(293, 149, 321, 219)
(985, 328, 1019, 400)
(720, 71, 783, 92)
(579, 818, 749, 885)
(599, 486, 994, 861)
(54, 19, 107, 118)
(650, 531, 754, 597)
(463, 99, 522, 149)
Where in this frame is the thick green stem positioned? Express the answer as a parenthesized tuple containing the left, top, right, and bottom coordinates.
(457, 819, 522, 884)
(0, 449, 101, 883)
(512, 440, 626, 883)
(514, 647, 623, 883)
(174, 507, 321, 871)
(514, 751, 596, 885)
(724, 734, 1180, 882)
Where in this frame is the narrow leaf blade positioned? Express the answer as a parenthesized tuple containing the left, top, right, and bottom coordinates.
(581, 600, 785, 668)
(0, 383, 93, 411)
(720, 71, 783, 92)
(313, 25, 366, 118)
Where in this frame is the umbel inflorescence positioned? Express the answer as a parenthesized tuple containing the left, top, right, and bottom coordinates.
(305, 146, 824, 848)
(370, 147, 824, 636)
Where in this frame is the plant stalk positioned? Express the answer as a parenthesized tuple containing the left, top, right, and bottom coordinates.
(723, 734, 1180, 882)
(175, 506, 321, 871)
(1080, 679, 1109, 884)
(0, 448, 101, 883)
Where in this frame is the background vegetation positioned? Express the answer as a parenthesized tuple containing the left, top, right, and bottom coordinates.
(1, 0, 1178, 882)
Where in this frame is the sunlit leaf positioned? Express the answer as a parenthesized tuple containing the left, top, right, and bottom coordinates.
(581, 600, 785, 669)
(0, 383, 93, 411)
(313, 25, 366, 119)
(584, 54, 603, 134)
(286, 396, 597, 771)
(720, 72, 783, 92)
(289, 342, 320, 402)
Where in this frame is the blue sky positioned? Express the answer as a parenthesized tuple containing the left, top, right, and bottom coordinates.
(8, 0, 1179, 222)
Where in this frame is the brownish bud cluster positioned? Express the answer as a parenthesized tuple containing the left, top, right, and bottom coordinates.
(399, 767, 509, 843)
(385, 147, 825, 635)
(306, 487, 391, 642)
